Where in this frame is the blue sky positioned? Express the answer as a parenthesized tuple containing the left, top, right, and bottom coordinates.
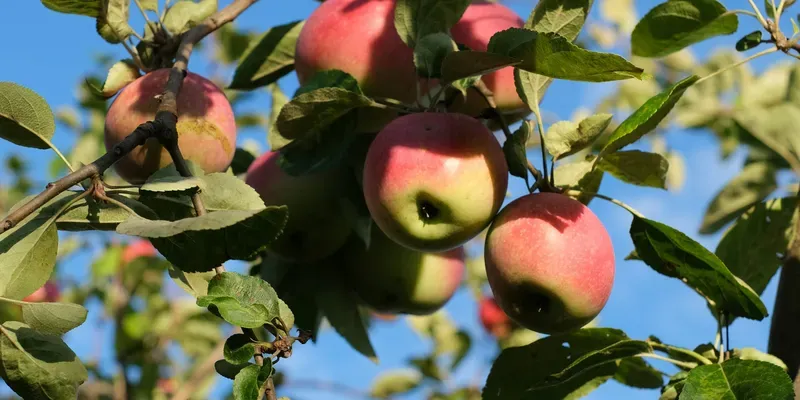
(0, 1, 794, 399)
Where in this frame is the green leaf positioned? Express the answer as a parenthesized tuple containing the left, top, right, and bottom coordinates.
(414, 33, 457, 79)
(104, 0, 135, 41)
(410, 355, 445, 381)
(231, 148, 257, 175)
(597, 150, 669, 189)
(116, 207, 287, 273)
(681, 359, 794, 399)
(140, 175, 204, 194)
(488, 29, 645, 82)
(440, 51, 519, 84)
(41, 0, 102, 17)
(163, 0, 217, 35)
(263, 259, 322, 337)
(276, 110, 360, 176)
(630, 216, 768, 320)
(483, 328, 642, 399)
(631, 0, 739, 58)
(699, 162, 777, 234)
(0, 82, 56, 150)
(503, 120, 532, 179)
(229, 20, 304, 90)
(97, 59, 140, 98)
(370, 370, 422, 398)
(20, 301, 88, 335)
(140, 0, 157, 11)
(275, 88, 373, 142)
(393, 0, 471, 48)
(736, 30, 763, 52)
(168, 268, 215, 297)
(267, 84, 291, 150)
(545, 113, 612, 160)
(56, 194, 157, 231)
(0, 321, 88, 399)
(598, 75, 699, 158)
(731, 348, 788, 371)
(660, 371, 689, 400)
(196, 272, 282, 329)
(315, 266, 377, 362)
(614, 357, 664, 389)
(295, 69, 363, 96)
(224, 333, 256, 365)
(715, 198, 796, 298)
(233, 361, 273, 400)
(553, 158, 605, 205)
(215, 360, 251, 380)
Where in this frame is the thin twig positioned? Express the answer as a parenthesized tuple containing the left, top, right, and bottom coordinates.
(564, 190, 645, 218)
(748, 0, 771, 28)
(650, 341, 714, 365)
(133, 0, 154, 24)
(696, 47, 777, 85)
(638, 353, 698, 370)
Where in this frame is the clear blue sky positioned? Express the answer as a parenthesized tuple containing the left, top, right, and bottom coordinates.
(0, 1, 791, 399)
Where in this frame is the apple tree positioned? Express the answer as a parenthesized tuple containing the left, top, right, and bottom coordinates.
(0, 0, 799, 398)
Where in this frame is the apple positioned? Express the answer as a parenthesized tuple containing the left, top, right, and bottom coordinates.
(479, 296, 512, 339)
(22, 281, 60, 303)
(484, 192, 615, 334)
(449, 1, 528, 116)
(245, 151, 353, 263)
(362, 112, 508, 252)
(122, 239, 157, 264)
(340, 227, 465, 315)
(104, 68, 237, 184)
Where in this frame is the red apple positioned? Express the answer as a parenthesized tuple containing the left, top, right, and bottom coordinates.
(22, 281, 60, 303)
(122, 239, 157, 264)
(450, 1, 527, 115)
(479, 296, 512, 339)
(104, 69, 237, 184)
(341, 228, 465, 315)
(484, 192, 615, 334)
(363, 112, 508, 252)
(245, 151, 353, 263)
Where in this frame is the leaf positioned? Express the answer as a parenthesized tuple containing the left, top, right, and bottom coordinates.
(215, 360, 251, 380)
(545, 113, 612, 160)
(553, 158, 605, 205)
(140, 0, 157, 11)
(104, 0, 135, 41)
(233, 361, 273, 400)
(715, 198, 796, 298)
(597, 150, 669, 189)
(40, 0, 102, 17)
(96, 59, 140, 98)
(224, 334, 256, 365)
(440, 51, 519, 83)
(660, 371, 689, 400)
(681, 359, 794, 399)
(0, 193, 77, 299)
(614, 357, 664, 389)
(630, 216, 768, 320)
(503, 120, 532, 179)
(275, 87, 373, 141)
(163, 0, 217, 35)
(483, 328, 640, 400)
(0, 82, 56, 150)
(598, 75, 699, 158)
(229, 20, 304, 90)
(315, 266, 377, 362)
(631, 0, 739, 57)
(20, 301, 88, 335)
(116, 207, 287, 273)
(168, 268, 215, 297)
(196, 272, 282, 329)
(393, 0, 471, 48)
(414, 33, 457, 79)
(267, 84, 291, 150)
(56, 194, 157, 231)
(736, 30, 763, 52)
(0, 321, 88, 399)
(699, 162, 777, 234)
(276, 110, 360, 176)
(140, 175, 204, 194)
(488, 29, 645, 82)
(732, 348, 788, 371)
(370, 370, 422, 398)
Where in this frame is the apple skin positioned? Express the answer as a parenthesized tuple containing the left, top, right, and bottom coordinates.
(484, 192, 615, 334)
(245, 151, 353, 263)
(479, 296, 512, 339)
(122, 239, 157, 264)
(104, 69, 237, 184)
(450, 1, 527, 116)
(340, 228, 465, 315)
(363, 112, 508, 252)
(22, 281, 60, 303)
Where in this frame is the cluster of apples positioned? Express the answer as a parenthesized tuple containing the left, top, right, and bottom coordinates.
(102, 0, 616, 334)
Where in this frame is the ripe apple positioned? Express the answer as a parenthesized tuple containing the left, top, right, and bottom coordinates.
(362, 112, 508, 252)
(122, 239, 157, 264)
(484, 192, 615, 334)
(340, 228, 465, 315)
(479, 296, 512, 339)
(449, 1, 528, 116)
(245, 151, 353, 263)
(104, 68, 237, 184)
(22, 281, 60, 303)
